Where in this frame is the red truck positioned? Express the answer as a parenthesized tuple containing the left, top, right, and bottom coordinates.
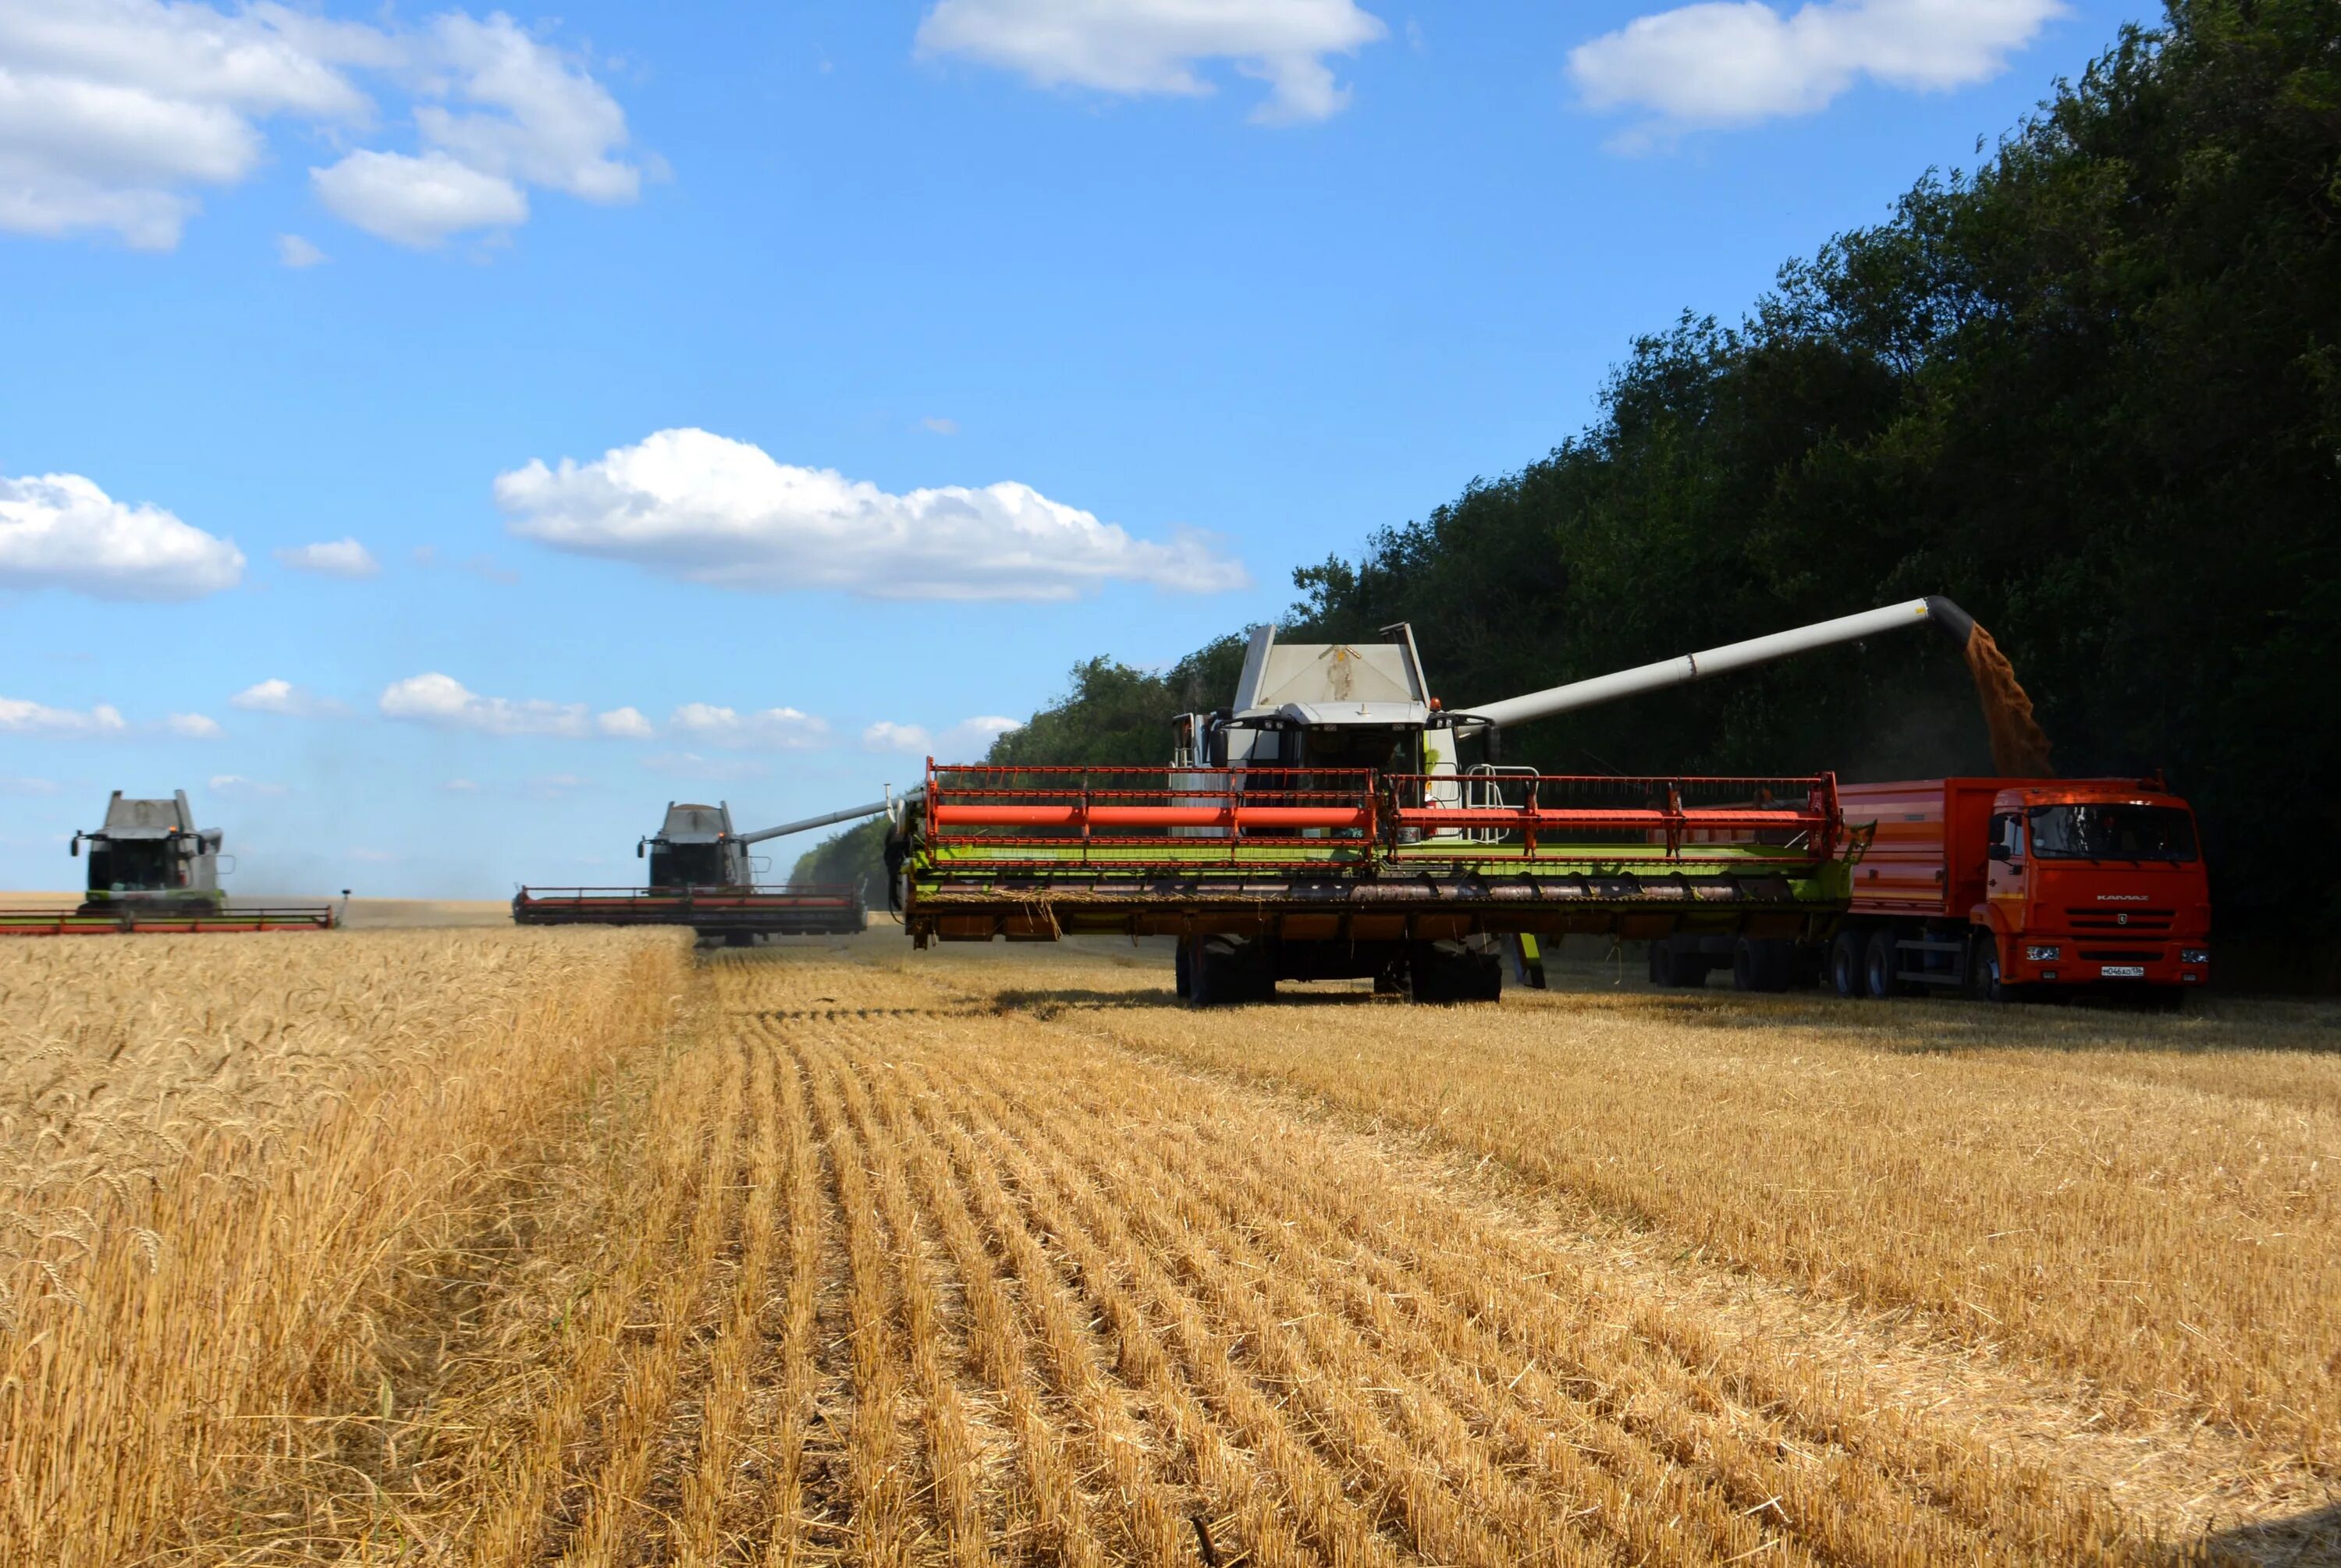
(1819, 777, 2211, 1003)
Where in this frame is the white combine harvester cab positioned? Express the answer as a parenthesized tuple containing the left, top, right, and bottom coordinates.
(1174, 623, 1465, 834)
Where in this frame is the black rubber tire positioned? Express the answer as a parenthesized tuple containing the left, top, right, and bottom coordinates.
(1192, 938, 1274, 1007)
(1174, 939, 1192, 999)
(1964, 933, 1996, 1001)
(1650, 941, 1682, 988)
(1977, 941, 2026, 1005)
(1187, 938, 1220, 1009)
(1830, 930, 1866, 998)
(1733, 937, 1790, 993)
(1863, 929, 1901, 1000)
(1410, 942, 1477, 1004)
(1466, 949, 1504, 1002)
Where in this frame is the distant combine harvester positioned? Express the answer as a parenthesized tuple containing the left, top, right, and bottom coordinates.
(0, 790, 338, 935)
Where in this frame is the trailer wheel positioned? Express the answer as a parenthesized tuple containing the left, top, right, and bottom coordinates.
(1174, 940, 1192, 999)
(1828, 930, 1866, 999)
(1863, 930, 1902, 999)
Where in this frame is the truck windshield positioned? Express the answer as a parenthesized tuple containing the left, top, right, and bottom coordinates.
(2027, 804, 2198, 862)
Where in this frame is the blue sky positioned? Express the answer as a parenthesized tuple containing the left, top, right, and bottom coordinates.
(2, 0, 2151, 897)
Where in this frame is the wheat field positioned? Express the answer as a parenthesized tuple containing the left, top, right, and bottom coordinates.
(2, 928, 2334, 1564)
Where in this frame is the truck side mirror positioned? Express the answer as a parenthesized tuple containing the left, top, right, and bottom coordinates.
(69, 833, 81, 858)
(1988, 842, 2011, 862)
(637, 840, 646, 859)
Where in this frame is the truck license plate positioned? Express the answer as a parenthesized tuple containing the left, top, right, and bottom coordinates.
(2099, 964, 2147, 978)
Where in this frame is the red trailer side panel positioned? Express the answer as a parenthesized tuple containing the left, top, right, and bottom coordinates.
(1838, 779, 2002, 919)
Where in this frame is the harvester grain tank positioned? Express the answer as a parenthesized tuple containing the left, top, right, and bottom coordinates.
(511, 799, 872, 940)
(0, 790, 336, 935)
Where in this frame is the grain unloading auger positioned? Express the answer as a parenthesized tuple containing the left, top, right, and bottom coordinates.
(890, 598, 1987, 1003)
(511, 797, 911, 941)
(0, 790, 338, 935)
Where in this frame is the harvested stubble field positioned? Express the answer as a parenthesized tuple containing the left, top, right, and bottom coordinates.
(2, 930, 2336, 1565)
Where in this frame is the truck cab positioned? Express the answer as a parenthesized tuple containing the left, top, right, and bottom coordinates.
(1977, 782, 2211, 995)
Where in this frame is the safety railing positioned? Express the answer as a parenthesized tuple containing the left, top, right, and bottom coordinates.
(1382, 772, 1842, 866)
(922, 762, 1378, 870)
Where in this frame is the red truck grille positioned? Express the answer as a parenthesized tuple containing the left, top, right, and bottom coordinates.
(2066, 906, 2174, 932)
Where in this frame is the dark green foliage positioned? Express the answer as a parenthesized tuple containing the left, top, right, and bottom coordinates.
(985, 637, 1252, 768)
(790, 813, 888, 896)
(996, 1, 2341, 928)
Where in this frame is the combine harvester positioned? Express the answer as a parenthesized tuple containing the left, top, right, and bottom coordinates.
(512, 800, 870, 943)
(0, 790, 337, 935)
(863, 595, 2206, 1006)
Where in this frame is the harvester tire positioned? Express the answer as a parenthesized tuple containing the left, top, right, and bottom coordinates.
(1188, 938, 1272, 1008)
(1733, 937, 1792, 993)
(1412, 940, 1504, 1004)
(1175, 940, 1192, 999)
(1650, 939, 1711, 988)
(1863, 930, 1903, 999)
(1829, 930, 1866, 998)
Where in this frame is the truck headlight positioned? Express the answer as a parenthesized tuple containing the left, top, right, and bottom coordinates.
(2025, 945, 2061, 962)
(2181, 948, 2209, 965)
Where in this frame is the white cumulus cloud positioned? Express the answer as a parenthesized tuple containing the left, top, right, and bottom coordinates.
(0, 2, 639, 250)
(0, 470, 243, 600)
(668, 702, 831, 751)
(863, 715, 1021, 757)
(163, 711, 222, 738)
(597, 705, 654, 739)
(311, 12, 638, 247)
(0, 0, 382, 247)
(496, 427, 1246, 602)
(0, 695, 128, 736)
(230, 678, 348, 718)
(378, 672, 648, 739)
(1568, 0, 2062, 133)
(916, 0, 1387, 122)
(311, 147, 527, 247)
(274, 536, 379, 577)
(210, 773, 286, 797)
